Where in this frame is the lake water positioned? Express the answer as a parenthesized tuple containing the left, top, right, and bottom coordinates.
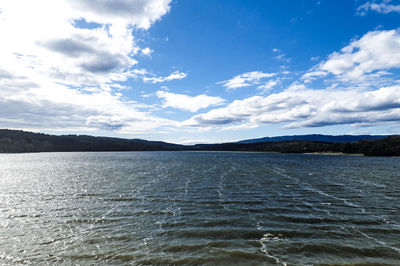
(0, 151, 399, 265)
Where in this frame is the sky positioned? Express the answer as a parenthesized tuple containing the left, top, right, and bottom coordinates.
(0, 0, 400, 144)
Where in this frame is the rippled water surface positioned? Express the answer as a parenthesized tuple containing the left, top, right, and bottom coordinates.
(0, 151, 399, 265)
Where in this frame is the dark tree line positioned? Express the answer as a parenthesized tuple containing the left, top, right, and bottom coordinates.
(0, 129, 183, 153)
(193, 137, 400, 156)
(0, 129, 399, 156)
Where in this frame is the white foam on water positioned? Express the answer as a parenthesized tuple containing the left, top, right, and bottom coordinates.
(302, 180, 400, 231)
(305, 185, 362, 209)
(273, 166, 364, 210)
(143, 236, 152, 255)
(349, 172, 388, 189)
(216, 172, 232, 210)
(273, 167, 300, 184)
(300, 178, 400, 241)
(259, 233, 287, 266)
(353, 227, 400, 254)
(184, 176, 192, 198)
(0, 254, 24, 264)
(309, 185, 400, 231)
(255, 219, 262, 231)
(373, 215, 400, 230)
(272, 165, 400, 255)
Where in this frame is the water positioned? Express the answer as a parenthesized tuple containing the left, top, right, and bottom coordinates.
(0, 151, 399, 265)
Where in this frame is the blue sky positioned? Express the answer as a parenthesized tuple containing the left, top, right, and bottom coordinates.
(0, 0, 399, 143)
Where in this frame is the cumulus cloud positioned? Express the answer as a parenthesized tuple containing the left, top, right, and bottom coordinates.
(1, 0, 399, 137)
(69, 0, 171, 29)
(219, 71, 276, 90)
(182, 30, 400, 131)
(0, 0, 173, 132)
(357, 0, 400, 15)
(0, 69, 13, 80)
(182, 85, 400, 129)
(156, 91, 225, 112)
(0, 0, 171, 85)
(0, 83, 176, 132)
(301, 30, 400, 83)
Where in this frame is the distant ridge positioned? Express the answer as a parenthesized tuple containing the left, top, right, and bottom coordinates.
(1, 129, 399, 156)
(0, 129, 184, 153)
(237, 134, 388, 144)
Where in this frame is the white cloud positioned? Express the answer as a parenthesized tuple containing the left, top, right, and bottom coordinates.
(357, 1, 400, 15)
(120, 27, 400, 133)
(156, 91, 225, 112)
(272, 48, 291, 63)
(219, 71, 276, 90)
(69, 0, 171, 30)
(257, 80, 279, 92)
(302, 30, 400, 83)
(182, 85, 400, 130)
(0, 0, 174, 132)
(301, 70, 328, 83)
(1, 1, 399, 137)
(141, 47, 153, 57)
(0, 82, 176, 132)
(275, 53, 289, 61)
(143, 71, 187, 83)
(187, 29, 400, 131)
(131, 69, 187, 83)
(207, 30, 400, 131)
(302, 71, 328, 78)
(0, 0, 172, 85)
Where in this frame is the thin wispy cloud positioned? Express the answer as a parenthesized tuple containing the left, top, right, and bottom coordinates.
(143, 71, 187, 83)
(272, 48, 291, 63)
(219, 71, 276, 90)
(131, 69, 187, 84)
(357, 0, 400, 15)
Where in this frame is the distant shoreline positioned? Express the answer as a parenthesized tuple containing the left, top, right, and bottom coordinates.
(0, 129, 399, 156)
(303, 152, 364, 156)
(0, 150, 369, 157)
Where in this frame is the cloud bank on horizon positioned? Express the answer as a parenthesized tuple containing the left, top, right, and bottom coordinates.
(0, 0, 399, 142)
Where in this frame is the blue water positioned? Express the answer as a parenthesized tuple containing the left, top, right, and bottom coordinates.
(0, 151, 399, 265)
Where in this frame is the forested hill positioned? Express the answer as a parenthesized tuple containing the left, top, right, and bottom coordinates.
(0, 129, 399, 156)
(0, 129, 184, 153)
(193, 136, 400, 156)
